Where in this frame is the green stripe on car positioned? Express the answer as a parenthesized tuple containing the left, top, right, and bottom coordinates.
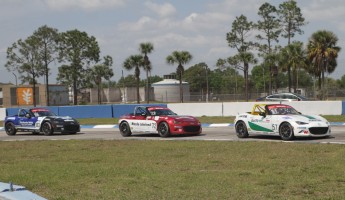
(248, 121, 273, 132)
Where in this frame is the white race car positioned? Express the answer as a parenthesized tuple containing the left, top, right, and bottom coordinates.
(234, 104, 331, 141)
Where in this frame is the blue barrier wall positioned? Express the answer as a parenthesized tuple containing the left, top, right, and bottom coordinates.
(112, 104, 167, 118)
(342, 101, 345, 115)
(58, 105, 113, 118)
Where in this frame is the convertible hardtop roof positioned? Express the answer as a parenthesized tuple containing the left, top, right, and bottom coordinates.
(30, 108, 50, 112)
(254, 103, 292, 108)
(252, 103, 293, 115)
(147, 106, 169, 111)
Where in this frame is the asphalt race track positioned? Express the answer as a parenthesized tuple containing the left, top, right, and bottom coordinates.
(1, 126, 345, 144)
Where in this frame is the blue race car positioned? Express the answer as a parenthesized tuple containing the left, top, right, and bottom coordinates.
(4, 108, 80, 136)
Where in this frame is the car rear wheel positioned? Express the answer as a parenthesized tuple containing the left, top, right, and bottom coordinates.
(235, 121, 249, 138)
(279, 122, 294, 141)
(119, 121, 132, 137)
(158, 122, 170, 137)
(5, 122, 17, 136)
(42, 122, 54, 136)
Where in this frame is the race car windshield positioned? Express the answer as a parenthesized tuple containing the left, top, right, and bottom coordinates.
(32, 110, 57, 117)
(150, 109, 176, 116)
(267, 105, 300, 115)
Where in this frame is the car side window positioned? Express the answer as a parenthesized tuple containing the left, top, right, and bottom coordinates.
(136, 107, 149, 116)
(270, 94, 279, 99)
(18, 110, 26, 117)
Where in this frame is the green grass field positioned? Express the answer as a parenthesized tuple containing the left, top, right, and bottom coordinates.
(1, 116, 345, 199)
(0, 140, 344, 199)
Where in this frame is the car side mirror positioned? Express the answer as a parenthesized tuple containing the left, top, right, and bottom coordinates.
(259, 112, 266, 117)
(25, 113, 31, 118)
(141, 113, 147, 116)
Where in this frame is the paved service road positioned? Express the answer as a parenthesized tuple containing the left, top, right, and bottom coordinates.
(1, 126, 345, 144)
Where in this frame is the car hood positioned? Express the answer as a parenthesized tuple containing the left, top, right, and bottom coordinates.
(166, 115, 199, 122)
(47, 116, 76, 121)
(277, 114, 327, 123)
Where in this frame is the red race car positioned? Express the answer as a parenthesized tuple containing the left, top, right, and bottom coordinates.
(118, 106, 202, 137)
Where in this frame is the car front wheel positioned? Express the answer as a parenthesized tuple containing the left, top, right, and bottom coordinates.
(42, 122, 54, 136)
(5, 122, 17, 136)
(158, 122, 170, 137)
(235, 121, 249, 138)
(279, 122, 294, 141)
(119, 122, 132, 137)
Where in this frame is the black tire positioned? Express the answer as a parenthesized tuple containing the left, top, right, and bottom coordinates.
(119, 121, 132, 137)
(279, 122, 294, 141)
(235, 121, 249, 138)
(158, 122, 170, 137)
(5, 122, 17, 136)
(42, 122, 54, 136)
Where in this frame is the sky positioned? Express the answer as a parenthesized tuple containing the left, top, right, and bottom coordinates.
(0, 0, 344, 85)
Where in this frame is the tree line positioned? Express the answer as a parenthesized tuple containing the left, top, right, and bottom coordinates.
(4, 0, 342, 105)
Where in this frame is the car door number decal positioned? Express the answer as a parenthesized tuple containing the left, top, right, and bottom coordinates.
(272, 124, 278, 131)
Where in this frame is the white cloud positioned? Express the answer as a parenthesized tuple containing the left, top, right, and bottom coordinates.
(182, 11, 233, 31)
(152, 33, 209, 49)
(144, 1, 176, 18)
(118, 16, 181, 33)
(303, 1, 345, 21)
(44, 0, 125, 10)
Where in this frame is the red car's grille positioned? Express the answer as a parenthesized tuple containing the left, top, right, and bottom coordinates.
(309, 127, 329, 135)
(183, 126, 201, 133)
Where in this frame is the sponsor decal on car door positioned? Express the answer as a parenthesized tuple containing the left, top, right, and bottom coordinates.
(248, 115, 274, 133)
(129, 120, 157, 132)
(18, 116, 35, 128)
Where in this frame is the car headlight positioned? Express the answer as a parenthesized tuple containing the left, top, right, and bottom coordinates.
(173, 120, 182, 124)
(296, 121, 308, 125)
(54, 119, 64, 124)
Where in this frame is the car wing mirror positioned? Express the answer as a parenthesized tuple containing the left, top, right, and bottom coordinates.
(259, 112, 266, 117)
(141, 113, 147, 116)
(25, 113, 31, 118)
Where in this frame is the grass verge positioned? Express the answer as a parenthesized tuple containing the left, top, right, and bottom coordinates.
(0, 140, 345, 199)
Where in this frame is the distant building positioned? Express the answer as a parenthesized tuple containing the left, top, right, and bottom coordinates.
(152, 75, 190, 102)
(0, 84, 69, 107)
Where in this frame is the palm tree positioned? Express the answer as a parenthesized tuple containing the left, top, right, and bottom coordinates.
(307, 30, 341, 94)
(88, 56, 114, 104)
(139, 42, 154, 103)
(240, 52, 257, 101)
(279, 41, 306, 92)
(166, 51, 192, 103)
(123, 55, 144, 103)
